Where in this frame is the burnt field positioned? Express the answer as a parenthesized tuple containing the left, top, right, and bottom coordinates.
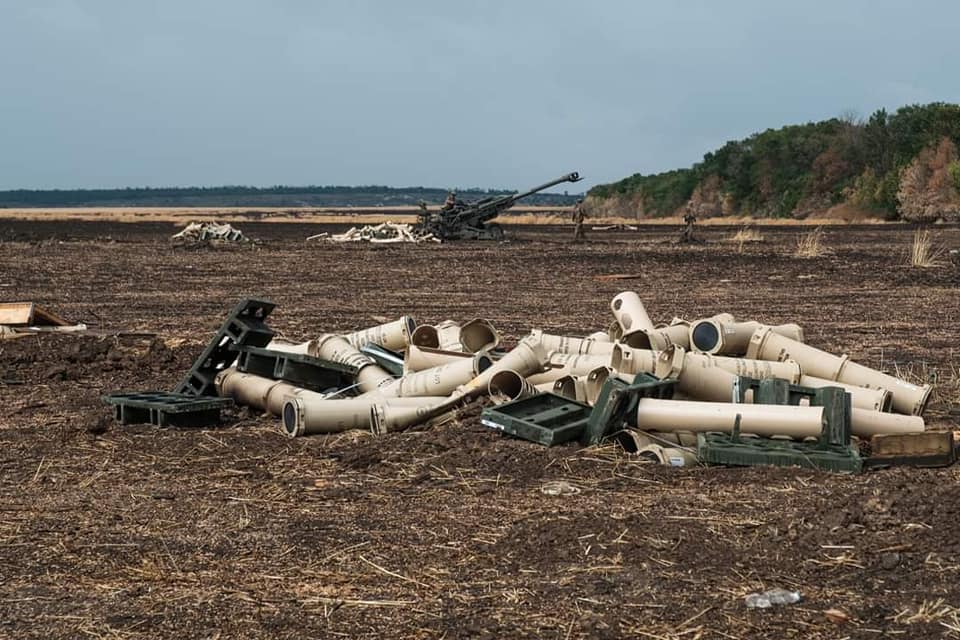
(1, 219, 959, 639)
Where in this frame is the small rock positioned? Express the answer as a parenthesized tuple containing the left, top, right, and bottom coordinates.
(824, 608, 850, 624)
(43, 365, 68, 380)
(880, 552, 901, 570)
(86, 414, 111, 435)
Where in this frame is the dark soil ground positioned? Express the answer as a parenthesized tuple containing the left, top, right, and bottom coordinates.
(1, 219, 959, 639)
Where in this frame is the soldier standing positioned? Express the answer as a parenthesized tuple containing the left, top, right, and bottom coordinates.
(572, 198, 586, 242)
(680, 209, 697, 243)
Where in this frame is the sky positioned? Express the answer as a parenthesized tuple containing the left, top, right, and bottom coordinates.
(1, 0, 958, 192)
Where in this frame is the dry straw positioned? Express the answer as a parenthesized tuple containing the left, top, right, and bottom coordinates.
(909, 228, 944, 268)
(794, 226, 829, 258)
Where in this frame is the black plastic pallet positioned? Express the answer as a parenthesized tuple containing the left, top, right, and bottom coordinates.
(103, 391, 233, 427)
(175, 298, 276, 396)
(235, 346, 359, 392)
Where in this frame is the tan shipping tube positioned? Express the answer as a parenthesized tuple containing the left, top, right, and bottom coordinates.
(344, 316, 416, 351)
(215, 368, 309, 415)
(460, 318, 500, 353)
(746, 326, 932, 415)
(309, 334, 396, 393)
(457, 335, 551, 399)
(622, 313, 735, 351)
(404, 345, 476, 373)
(610, 344, 659, 375)
(378, 353, 492, 398)
(526, 352, 612, 386)
(636, 398, 827, 438)
(799, 375, 892, 412)
(530, 329, 616, 356)
(688, 319, 804, 356)
(610, 291, 655, 333)
(282, 395, 445, 437)
(488, 369, 540, 404)
(621, 320, 691, 351)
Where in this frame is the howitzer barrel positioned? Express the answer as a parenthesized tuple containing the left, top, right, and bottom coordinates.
(510, 172, 582, 202)
(452, 171, 583, 223)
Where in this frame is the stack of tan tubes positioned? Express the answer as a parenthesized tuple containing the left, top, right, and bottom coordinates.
(213, 291, 933, 444)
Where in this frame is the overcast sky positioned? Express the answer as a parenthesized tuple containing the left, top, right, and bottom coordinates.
(1, 1, 958, 192)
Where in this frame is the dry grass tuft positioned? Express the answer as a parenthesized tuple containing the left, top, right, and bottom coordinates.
(891, 599, 960, 626)
(909, 229, 945, 267)
(729, 226, 763, 253)
(730, 226, 763, 243)
(794, 226, 829, 258)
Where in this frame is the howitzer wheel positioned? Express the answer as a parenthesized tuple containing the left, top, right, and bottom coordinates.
(484, 224, 505, 241)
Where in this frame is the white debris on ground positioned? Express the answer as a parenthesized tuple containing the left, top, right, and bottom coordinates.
(591, 223, 639, 231)
(307, 222, 439, 244)
(171, 222, 250, 244)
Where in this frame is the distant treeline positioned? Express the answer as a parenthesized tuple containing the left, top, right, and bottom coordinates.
(0, 185, 580, 208)
(588, 102, 960, 221)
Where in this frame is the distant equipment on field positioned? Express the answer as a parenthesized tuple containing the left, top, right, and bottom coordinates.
(414, 172, 582, 241)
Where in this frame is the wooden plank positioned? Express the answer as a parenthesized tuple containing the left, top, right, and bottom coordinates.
(29, 305, 70, 326)
(0, 302, 69, 326)
(0, 302, 35, 326)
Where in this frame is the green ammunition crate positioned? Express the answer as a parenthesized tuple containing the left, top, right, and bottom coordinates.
(481, 393, 592, 446)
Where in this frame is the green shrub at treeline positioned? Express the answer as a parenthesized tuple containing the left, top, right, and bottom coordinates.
(589, 103, 960, 220)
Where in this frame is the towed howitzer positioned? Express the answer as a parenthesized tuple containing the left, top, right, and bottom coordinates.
(416, 172, 582, 241)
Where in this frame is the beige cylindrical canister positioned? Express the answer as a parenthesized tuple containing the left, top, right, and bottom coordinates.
(610, 291, 655, 333)
(458, 335, 550, 398)
(435, 320, 463, 352)
(404, 344, 476, 373)
(531, 329, 616, 356)
(410, 324, 440, 349)
(552, 375, 588, 403)
(283, 394, 443, 437)
(608, 320, 624, 342)
(746, 327, 932, 415)
(636, 398, 826, 438)
(688, 319, 805, 356)
(850, 409, 924, 437)
(369, 398, 450, 435)
(460, 318, 499, 353)
(586, 331, 612, 343)
(379, 353, 492, 398)
(310, 334, 395, 393)
(622, 321, 691, 351)
(526, 353, 612, 386)
(687, 351, 802, 383)
(635, 444, 698, 467)
(488, 369, 540, 404)
(282, 397, 375, 436)
(584, 366, 637, 405)
(799, 375, 892, 412)
(345, 316, 416, 351)
(216, 368, 314, 415)
(654, 346, 740, 403)
(610, 344, 658, 375)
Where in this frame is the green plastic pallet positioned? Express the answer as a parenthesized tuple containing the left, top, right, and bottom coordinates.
(580, 373, 676, 446)
(103, 391, 233, 427)
(175, 298, 276, 396)
(698, 377, 861, 473)
(235, 346, 359, 392)
(697, 431, 862, 473)
(481, 393, 592, 446)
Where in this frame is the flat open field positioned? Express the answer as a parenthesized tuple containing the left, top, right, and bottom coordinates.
(1, 219, 959, 639)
